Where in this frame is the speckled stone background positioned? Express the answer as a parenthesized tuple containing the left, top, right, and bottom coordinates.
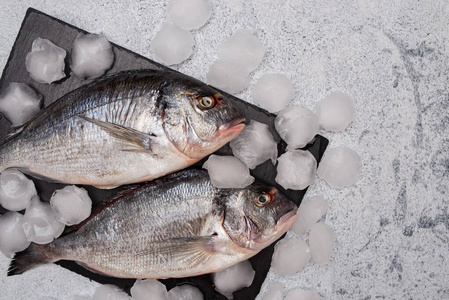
(0, 1, 448, 299)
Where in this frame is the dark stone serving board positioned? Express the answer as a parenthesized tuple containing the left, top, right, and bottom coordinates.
(0, 8, 328, 300)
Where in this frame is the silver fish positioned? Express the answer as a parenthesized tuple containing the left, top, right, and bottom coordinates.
(8, 169, 297, 279)
(0, 70, 245, 188)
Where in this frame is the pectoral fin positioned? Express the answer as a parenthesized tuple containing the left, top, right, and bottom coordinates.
(78, 115, 155, 152)
(139, 236, 217, 270)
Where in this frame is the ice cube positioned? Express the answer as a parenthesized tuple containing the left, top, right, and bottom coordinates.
(151, 23, 194, 66)
(25, 38, 66, 84)
(0, 169, 37, 211)
(71, 34, 114, 79)
(130, 279, 169, 300)
(203, 155, 254, 188)
(252, 74, 294, 113)
(22, 196, 65, 244)
(93, 284, 131, 300)
(166, 0, 212, 30)
(0, 83, 42, 126)
(0, 211, 30, 258)
(275, 105, 319, 149)
(168, 284, 204, 300)
(309, 222, 336, 266)
(218, 28, 265, 72)
(315, 91, 355, 132)
(260, 282, 283, 300)
(284, 289, 323, 300)
(271, 237, 310, 276)
(316, 147, 361, 188)
(212, 260, 255, 299)
(206, 61, 250, 94)
(50, 185, 92, 226)
(291, 195, 328, 235)
(230, 120, 277, 169)
(275, 150, 317, 190)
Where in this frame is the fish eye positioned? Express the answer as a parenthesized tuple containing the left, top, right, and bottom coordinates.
(198, 96, 216, 109)
(256, 193, 271, 207)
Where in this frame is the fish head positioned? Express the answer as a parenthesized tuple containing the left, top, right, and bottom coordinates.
(162, 82, 245, 159)
(223, 184, 298, 253)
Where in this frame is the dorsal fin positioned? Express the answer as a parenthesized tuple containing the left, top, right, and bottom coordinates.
(61, 185, 140, 236)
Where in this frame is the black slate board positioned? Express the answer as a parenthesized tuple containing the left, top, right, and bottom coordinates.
(0, 8, 328, 300)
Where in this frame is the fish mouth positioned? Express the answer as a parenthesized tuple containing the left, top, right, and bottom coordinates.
(275, 208, 298, 231)
(218, 117, 246, 135)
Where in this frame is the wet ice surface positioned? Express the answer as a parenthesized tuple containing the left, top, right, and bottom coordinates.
(206, 61, 250, 94)
(50, 185, 92, 226)
(252, 74, 295, 113)
(203, 155, 254, 188)
(217, 28, 265, 73)
(309, 222, 336, 266)
(168, 284, 204, 300)
(25, 38, 66, 84)
(291, 195, 328, 235)
(0, 82, 42, 126)
(0, 211, 30, 258)
(284, 289, 323, 300)
(260, 282, 283, 300)
(0, 169, 37, 211)
(151, 23, 194, 66)
(92, 284, 131, 300)
(275, 105, 319, 149)
(212, 260, 255, 299)
(275, 150, 317, 190)
(230, 120, 277, 169)
(317, 146, 361, 188)
(130, 279, 169, 300)
(70, 34, 114, 79)
(315, 91, 355, 132)
(271, 237, 311, 276)
(22, 196, 65, 244)
(166, 0, 211, 30)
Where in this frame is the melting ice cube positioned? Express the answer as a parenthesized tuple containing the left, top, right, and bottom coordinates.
(275, 150, 317, 190)
(275, 105, 319, 149)
(167, 0, 212, 30)
(0, 83, 42, 127)
(309, 222, 336, 266)
(291, 195, 328, 235)
(50, 185, 92, 226)
(206, 61, 250, 94)
(0, 169, 37, 211)
(316, 146, 361, 188)
(22, 196, 65, 244)
(151, 23, 194, 66)
(315, 91, 355, 132)
(260, 282, 283, 300)
(230, 120, 277, 169)
(271, 237, 311, 276)
(203, 155, 254, 188)
(217, 28, 265, 73)
(71, 34, 114, 79)
(168, 284, 204, 300)
(131, 279, 169, 300)
(25, 38, 66, 84)
(0, 211, 30, 258)
(212, 260, 255, 299)
(252, 73, 294, 113)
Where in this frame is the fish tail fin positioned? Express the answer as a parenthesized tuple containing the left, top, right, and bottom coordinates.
(7, 244, 51, 276)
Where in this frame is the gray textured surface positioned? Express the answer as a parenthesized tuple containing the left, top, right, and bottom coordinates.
(0, 1, 448, 299)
